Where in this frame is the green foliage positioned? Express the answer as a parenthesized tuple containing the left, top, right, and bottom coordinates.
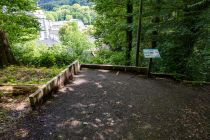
(186, 38, 210, 81)
(38, 0, 92, 10)
(59, 21, 94, 55)
(1, 0, 209, 82)
(12, 21, 94, 67)
(86, 50, 125, 65)
(151, 0, 210, 82)
(12, 42, 78, 67)
(39, 51, 56, 67)
(92, 0, 210, 82)
(45, 4, 96, 25)
(92, 0, 129, 51)
(0, 91, 3, 98)
(0, 0, 39, 44)
(0, 65, 64, 84)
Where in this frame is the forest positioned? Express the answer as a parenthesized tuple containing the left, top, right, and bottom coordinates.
(1, 0, 210, 139)
(0, 0, 209, 82)
(0, 0, 210, 82)
(38, 0, 91, 10)
(91, 0, 210, 82)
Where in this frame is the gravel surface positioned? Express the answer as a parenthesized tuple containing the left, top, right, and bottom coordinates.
(1, 68, 210, 140)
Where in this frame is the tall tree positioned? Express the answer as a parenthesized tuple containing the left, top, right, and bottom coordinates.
(92, 0, 210, 81)
(135, 0, 143, 66)
(92, 0, 136, 65)
(126, 0, 133, 65)
(0, 0, 39, 67)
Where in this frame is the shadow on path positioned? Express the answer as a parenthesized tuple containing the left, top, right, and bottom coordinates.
(1, 68, 210, 140)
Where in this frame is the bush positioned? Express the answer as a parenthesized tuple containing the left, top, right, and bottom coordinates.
(39, 51, 56, 67)
(12, 21, 95, 68)
(85, 49, 125, 65)
(12, 42, 78, 67)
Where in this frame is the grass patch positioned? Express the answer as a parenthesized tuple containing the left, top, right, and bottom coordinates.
(0, 91, 3, 98)
(0, 65, 64, 85)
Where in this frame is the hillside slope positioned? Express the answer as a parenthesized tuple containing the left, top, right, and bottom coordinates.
(38, 0, 91, 10)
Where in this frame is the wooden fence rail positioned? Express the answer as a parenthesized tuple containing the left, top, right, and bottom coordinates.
(29, 60, 80, 110)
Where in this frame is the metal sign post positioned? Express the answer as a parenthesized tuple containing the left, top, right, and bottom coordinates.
(143, 49, 161, 77)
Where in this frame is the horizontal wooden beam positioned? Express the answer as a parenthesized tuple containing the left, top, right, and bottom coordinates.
(29, 60, 80, 110)
(81, 64, 148, 75)
(151, 73, 186, 81)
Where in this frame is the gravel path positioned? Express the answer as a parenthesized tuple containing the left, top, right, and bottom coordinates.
(1, 68, 210, 140)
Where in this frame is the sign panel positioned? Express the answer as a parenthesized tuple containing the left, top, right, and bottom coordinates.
(143, 49, 161, 58)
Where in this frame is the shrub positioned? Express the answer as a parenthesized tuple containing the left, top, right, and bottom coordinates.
(12, 42, 78, 67)
(85, 49, 125, 65)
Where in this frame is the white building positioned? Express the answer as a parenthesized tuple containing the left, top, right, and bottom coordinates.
(33, 10, 50, 41)
(32, 10, 66, 46)
(48, 21, 68, 42)
(32, 10, 87, 46)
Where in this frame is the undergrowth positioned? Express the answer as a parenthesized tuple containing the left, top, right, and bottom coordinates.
(0, 65, 64, 85)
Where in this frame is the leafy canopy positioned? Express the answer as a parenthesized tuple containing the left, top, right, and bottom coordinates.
(38, 0, 92, 10)
(0, 0, 39, 44)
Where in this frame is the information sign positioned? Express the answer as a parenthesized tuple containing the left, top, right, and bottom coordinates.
(143, 49, 161, 58)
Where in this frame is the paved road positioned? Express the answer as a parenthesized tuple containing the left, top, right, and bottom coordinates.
(1, 68, 210, 140)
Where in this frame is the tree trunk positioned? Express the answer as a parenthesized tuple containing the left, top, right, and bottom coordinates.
(148, 0, 161, 77)
(126, 0, 133, 66)
(0, 30, 16, 68)
(135, 0, 143, 66)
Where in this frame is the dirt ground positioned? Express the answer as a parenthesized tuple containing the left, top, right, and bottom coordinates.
(1, 68, 210, 140)
(0, 85, 41, 133)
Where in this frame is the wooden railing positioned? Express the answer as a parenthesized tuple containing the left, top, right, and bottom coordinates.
(29, 60, 80, 110)
(81, 64, 148, 75)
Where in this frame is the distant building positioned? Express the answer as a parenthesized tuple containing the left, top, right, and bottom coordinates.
(32, 10, 87, 46)
(33, 10, 50, 41)
(2, 6, 7, 13)
(48, 21, 68, 42)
